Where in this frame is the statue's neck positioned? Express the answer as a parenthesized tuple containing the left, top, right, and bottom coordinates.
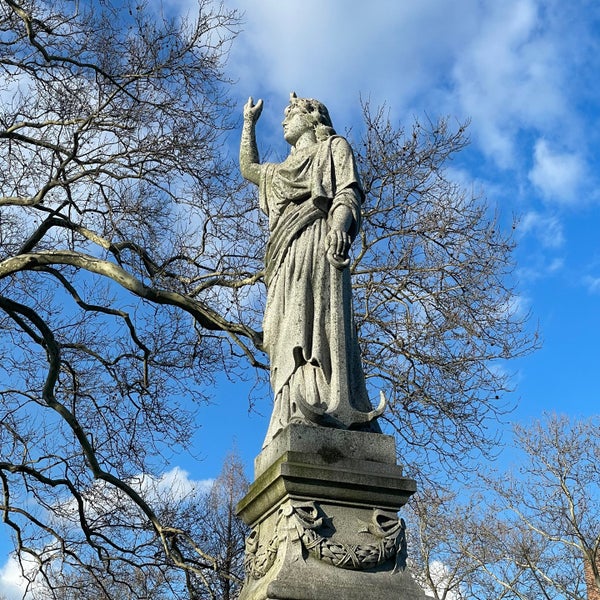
(293, 130, 317, 151)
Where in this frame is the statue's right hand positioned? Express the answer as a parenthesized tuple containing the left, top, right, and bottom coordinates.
(243, 97, 263, 123)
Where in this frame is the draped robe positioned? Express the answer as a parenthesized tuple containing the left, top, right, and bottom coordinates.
(259, 136, 378, 445)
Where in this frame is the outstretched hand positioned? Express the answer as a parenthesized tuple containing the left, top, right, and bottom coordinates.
(243, 97, 263, 124)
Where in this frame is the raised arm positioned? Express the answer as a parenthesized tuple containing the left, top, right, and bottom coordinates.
(239, 97, 263, 185)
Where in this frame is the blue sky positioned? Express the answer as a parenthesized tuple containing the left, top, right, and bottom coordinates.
(176, 0, 600, 523)
(2, 0, 600, 595)
(203, 0, 600, 466)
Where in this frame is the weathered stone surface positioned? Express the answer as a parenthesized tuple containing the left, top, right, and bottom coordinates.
(241, 450, 415, 526)
(242, 515, 427, 600)
(238, 95, 429, 599)
(237, 426, 428, 600)
(239, 94, 383, 446)
(254, 423, 397, 478)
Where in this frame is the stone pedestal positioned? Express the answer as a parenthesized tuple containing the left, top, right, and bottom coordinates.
(236, 425, 428, 600)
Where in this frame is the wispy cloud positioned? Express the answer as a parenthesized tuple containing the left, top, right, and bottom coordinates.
(450, 0, 569, 167)
(583, 275, 600, 295)
(519, 210, 565, 249)
(134, 466, 214, 504)
(0, 554, 31, 600)
(53, 467, 215, 527)
(528, 139, 586, 205)
(225, 0, 598, 201)
(226, 0, 480, 126)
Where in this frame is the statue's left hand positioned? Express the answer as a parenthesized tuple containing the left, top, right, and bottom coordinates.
(326, 229, 351, 269)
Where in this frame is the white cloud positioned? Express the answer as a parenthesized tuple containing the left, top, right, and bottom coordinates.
(499, 293, 531, 322)
(517, 211, 568, 283)
(0, 469, 215, 599)
(52, 467, 215, 528)
(450, 0, 567, 167)
(528, 139, 586, 204)
(418, 559, 462, 600)
(583, 276, 600, 295)
(134, 467, 214, 504)
(225, 1, 574, 145)
(547, 257, 564, 273)
(0, 554, 31, 600)
(519, 210, 565, 249)
(196, 0, 600, 212)
(163, 0, 599, 209)
(226, 0, 480, 127)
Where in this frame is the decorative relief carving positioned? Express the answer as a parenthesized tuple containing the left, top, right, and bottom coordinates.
(244, 501, 406, 580)
(244, 526, 280, 580)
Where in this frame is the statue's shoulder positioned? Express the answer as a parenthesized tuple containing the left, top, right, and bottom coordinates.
(321, 135, 352, 154)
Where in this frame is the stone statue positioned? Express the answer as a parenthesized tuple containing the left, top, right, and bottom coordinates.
(240, 93, 384, 446)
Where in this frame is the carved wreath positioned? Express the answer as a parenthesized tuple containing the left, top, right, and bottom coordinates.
(244, 501, 406, 579)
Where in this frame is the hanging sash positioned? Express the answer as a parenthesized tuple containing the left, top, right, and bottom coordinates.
(264, 200, 327, 287)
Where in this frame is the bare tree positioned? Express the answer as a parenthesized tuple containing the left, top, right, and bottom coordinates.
(407, 485, 538, 600)
(405, 414, 600, 600)
(405, 487, 477, 600)
(31, 454, 248, 600)
(352, 104, 538, 478)
(30, 564, 174, 600)
(476, 414, 600, 599)
(0, 0, 257, 596)
(0, 0, 537, 596)
(185, 452, 249, 600)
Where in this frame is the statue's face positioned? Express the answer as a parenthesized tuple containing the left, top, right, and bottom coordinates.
(282, 105, 312, 146)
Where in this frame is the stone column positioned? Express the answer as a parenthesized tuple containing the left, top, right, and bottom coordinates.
(236, 424, 428, 600)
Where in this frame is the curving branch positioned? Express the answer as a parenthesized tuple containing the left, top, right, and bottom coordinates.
(0, 250, 263, 351)
(0, 295, 223, 585)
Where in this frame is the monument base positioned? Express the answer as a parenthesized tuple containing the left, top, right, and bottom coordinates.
(236, 425, 429, 600)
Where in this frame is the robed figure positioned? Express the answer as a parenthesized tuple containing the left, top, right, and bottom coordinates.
(240, 94, 383, 446)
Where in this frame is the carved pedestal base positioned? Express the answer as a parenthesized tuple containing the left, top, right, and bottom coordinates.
(236, 425, 429, 600)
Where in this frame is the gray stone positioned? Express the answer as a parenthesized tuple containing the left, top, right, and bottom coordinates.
(236, 426, 427, 600)
(237, 96, 428, 599)
(254, 423, 397, 478)
(240, 93, 383, 447)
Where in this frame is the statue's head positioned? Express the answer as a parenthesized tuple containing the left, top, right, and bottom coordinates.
(286, 92, 336, 141)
